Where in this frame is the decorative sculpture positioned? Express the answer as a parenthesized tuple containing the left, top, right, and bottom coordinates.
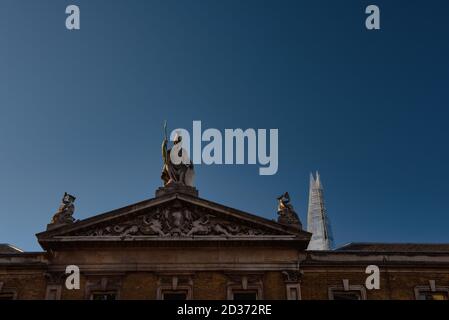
(75, 204, 277, 237)
(277, 192, 302, 229)
(50, 192, 76, 225)
(277, 192, 294, 212)
(161, 121, 195, 187)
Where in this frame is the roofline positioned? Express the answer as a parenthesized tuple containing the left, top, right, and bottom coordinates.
(0, 251, 45, 257)
(334, 242, 449, 254)
(0, 243, 24, 253)
(37, 192, 310, 239)
(337, 242, 449, 249)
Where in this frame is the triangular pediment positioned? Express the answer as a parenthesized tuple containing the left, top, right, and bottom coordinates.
(37, 193, 311, 249)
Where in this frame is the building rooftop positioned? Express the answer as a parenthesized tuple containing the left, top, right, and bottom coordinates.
(336, 242, 449, 253)
(0, 244, 24, 254)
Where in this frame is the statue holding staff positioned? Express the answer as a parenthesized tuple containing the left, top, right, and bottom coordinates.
(161, 121, 195, 187)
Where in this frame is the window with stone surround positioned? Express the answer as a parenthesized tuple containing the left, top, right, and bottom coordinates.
(162, 290, 188, 300)
(0, 282, 17, 300)
(0, 292, 16, 300)
(330, 290, 362, 300)
(285, 284, 301, 300)
(282, 271, 303, 300)
(226, 274, 263, 300)
(45, 285, 62, 300)
(231, 290, 258, 300)
(85, 276, 122, 300)
(415, 281, 449, 300)
(44, 272, 65, 300)
(91, 291, 117, 300)
(157, 274, 193, 300)
(328, 280, 367, 300)
(417, 291, 448, 300)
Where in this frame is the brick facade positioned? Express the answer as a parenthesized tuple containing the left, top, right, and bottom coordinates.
(1, 191, 448, 300)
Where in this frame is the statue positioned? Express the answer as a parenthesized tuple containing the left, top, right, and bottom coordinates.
(276, 192, 302, 229)
(277, 192, 294, 212)
(50, 192, 76, 225)
(161, 121, 195, 187)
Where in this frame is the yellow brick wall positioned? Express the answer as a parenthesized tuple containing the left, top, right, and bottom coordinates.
(0, 272, 46, 299)
(2, 267, 449, 300)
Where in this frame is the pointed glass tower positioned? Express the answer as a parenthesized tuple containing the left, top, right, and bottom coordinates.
(307, 172, 334, 250)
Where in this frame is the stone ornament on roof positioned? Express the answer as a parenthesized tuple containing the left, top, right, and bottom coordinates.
(48, 192, 76, 230)
(161, 121, 195, 188)
(157, 121, 198, 197)
(277, 192, 302, 229)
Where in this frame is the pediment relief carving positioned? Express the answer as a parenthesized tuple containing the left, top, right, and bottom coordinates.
(69, 201, 283, 238)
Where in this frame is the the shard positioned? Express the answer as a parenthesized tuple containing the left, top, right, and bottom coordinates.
(307, 171, 334, 250)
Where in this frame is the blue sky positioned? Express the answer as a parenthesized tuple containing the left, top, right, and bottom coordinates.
(1, 0, 448, 251)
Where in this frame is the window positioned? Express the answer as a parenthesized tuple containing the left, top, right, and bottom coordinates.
(417, 291, 449, 300)
(162, 291, 188, 300)
(91, 292, 117, 300)
(232, 291, 258, 300)
(46, 289, 59, 300)
(45, 285, 62, 300)
(328, 283, 367, 300)
(85, 277, 122, 300)
(0, 293, 15, 300)
(414, 282, 449, 300)
(288, 287, 299, 300)
(0, 282, 17, 300)
(331, 290, 362, 300)
(226, 274, 263, 300)
(157, 275, 193, 300)
(285, 284, 301, 300)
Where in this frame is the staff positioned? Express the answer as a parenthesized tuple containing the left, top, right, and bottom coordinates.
(162, 120, 169, 166)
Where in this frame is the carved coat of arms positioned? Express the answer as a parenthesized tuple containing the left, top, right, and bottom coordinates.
(74, 202, 274, 238)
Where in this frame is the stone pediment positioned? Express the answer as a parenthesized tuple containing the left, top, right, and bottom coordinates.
(37, 193, 311, 249)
